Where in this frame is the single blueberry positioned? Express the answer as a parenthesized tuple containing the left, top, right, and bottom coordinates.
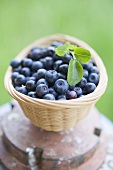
(51, 41, 63, 47)
(45, 70, 59, 84)
(83, 69, 89, 79)
(36, 78, 48, 86)
(13, 66, 22, 73)
(11, 72, 19, 81)
(26, 80, 36, 91)
(31, 61, 44, 72)
(31, 48, 43, 60)
(16, 86, 28, 95)
(27, 91, 37, 98)
(21, 67, 31, 77)
(46, 46, 55, 56)
(66, 90, 77, 99)
(14, 74, 26, 86)
(54, 79, 69, 94)
(53, 54, 63, 61)
(26, 76, 36, 82)
(88, 73, 99, 85)
(43, 93, 55, 100)
(36, 84, 48, 98)
(36, 69, 46, 80)
(84, 83, 96, 94)
(59, 64, 68, 75)
(62, 54, 72, 64)
(10, 59, 20, 68)
(43, 56, 54, 70)
(22, 58, 33, 68)
(90, 66, 99, 74)
(48, 87, 58, 98)
(78, 77, 87, 88)
(53, 60, 62, 71)
(83, 62, 93, 72)
(73, 87, 83, 97)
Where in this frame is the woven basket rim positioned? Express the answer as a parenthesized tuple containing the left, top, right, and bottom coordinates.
(4, 34, 108, 108)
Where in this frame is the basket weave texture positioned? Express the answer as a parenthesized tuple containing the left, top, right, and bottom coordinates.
(4, 34, 108, 132)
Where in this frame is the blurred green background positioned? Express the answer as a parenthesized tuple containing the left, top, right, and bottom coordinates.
(0, 0, 113, 121)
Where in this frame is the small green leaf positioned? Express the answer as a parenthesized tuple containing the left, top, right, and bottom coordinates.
(74, 47, 91, 64)
(67, 59, 83, 86)
(65, 42, 76, 50)
(56, 45, 68, 56)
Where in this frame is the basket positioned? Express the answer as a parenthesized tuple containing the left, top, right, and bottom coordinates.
(4, 34, 108, 132)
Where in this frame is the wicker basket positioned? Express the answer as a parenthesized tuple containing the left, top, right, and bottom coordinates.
(4, 34, 108, 132)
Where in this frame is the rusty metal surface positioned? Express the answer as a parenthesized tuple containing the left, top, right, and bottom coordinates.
(0, 101, 112, 170)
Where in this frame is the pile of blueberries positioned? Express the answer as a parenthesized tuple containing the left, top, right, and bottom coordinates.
(10, 42, 99, 100)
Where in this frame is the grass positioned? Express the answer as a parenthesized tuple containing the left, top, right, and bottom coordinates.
(0, 0, 113, 121)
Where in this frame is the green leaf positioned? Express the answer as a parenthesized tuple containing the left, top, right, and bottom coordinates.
(67, 59, 83, 86)
(55, 45, 68, 56)
(65, 42, 76, 50)
(74, 47, 91, 64)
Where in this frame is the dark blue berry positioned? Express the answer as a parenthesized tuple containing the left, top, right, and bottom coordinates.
(10, 59, 20, 68)
(28, 91, 37, 98)
(57, 94, 66, 100)
(73, 87, 82, 97)
(84, 83, 96, 94)
(31, 61, 44, 72)
(21, 67, 31, 77)
(26, 80, 36, 91)
(83, 69, 89, 79)
(11, 72, 19, 81)
(31, 48, 43, 60)
(59, 64, 68, 74)
(36, 84, 48, 97)
(43, 94, 55, 100)
(16, 86, 28, 95)
(36, 78, 48, 86)
(78, 77, 87, 88)
(66, 90, 77, 99)
(88, 73, 99, 85)
(53, 60, 62, 71)
(43, 56, 54, 70)
(46, 46, 55, 56)
(90, 66, 99, 74)
(48, 87, 58, 98)
(62, 54, 72, 64)
(36, 69, 46, 80)
(51, 41, 63, 47)
(54, 79, 69, 94)
(45, 70, 59, 84)
(14, 74, 26, 86)
(83, 62, 93, 72)
(26, 76, 36, 82)
(22, 58, 33, 68)
(13, 67, 22, 73)
(53, 54, 63, 61)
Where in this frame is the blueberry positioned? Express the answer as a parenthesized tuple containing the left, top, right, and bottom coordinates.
(88, 73, 99, 85)
(26, 80, 36, 91)
(83, 62, 93, 72)
(28, 91, 37, 98)
(14, 74, 26, 86)
(59, 64, 68, 74)
(21, 67, 31, 77)
(31, 48, 43, 60)
(26, 76, 36, 82)
(43, 94, 55, 100)
(83, 69, 89, 79)
(57, 94, 66, 100)
(31, 61, 44, 72)
(51, 41, 63, 47)
(13, 66, 22, 73)
(58, 73, 66, 79)
(43, 56, 54, 70)
(84, 83, 96, 94)
(54, 79, 69, 94)
(45, 70, 59, 84)
(53, 60, 62, 71)
(73, 87, 82, 97)
(53, 54, 63, 61)
(15, 86, 20, 91)
(22, 58, 33, 68)
(11, 72, 19, 81)
(66, 90, 77, 99)
(10, 59, 20, 68)
(90, 66, 99, 74)
(36, 78, 48, 86)
(16, 86, 28, 95)
(36, 69, 46, 80)
(48, 87, 58, 98)
(36, 84, 48, 98)
(46, 46, 55, 56)
(39, 58, 46, 65)
(62, 54, 72, 64)
(78, 77, 87, 88)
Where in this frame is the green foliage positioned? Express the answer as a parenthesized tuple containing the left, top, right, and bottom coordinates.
(56, 42, 91, 86)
